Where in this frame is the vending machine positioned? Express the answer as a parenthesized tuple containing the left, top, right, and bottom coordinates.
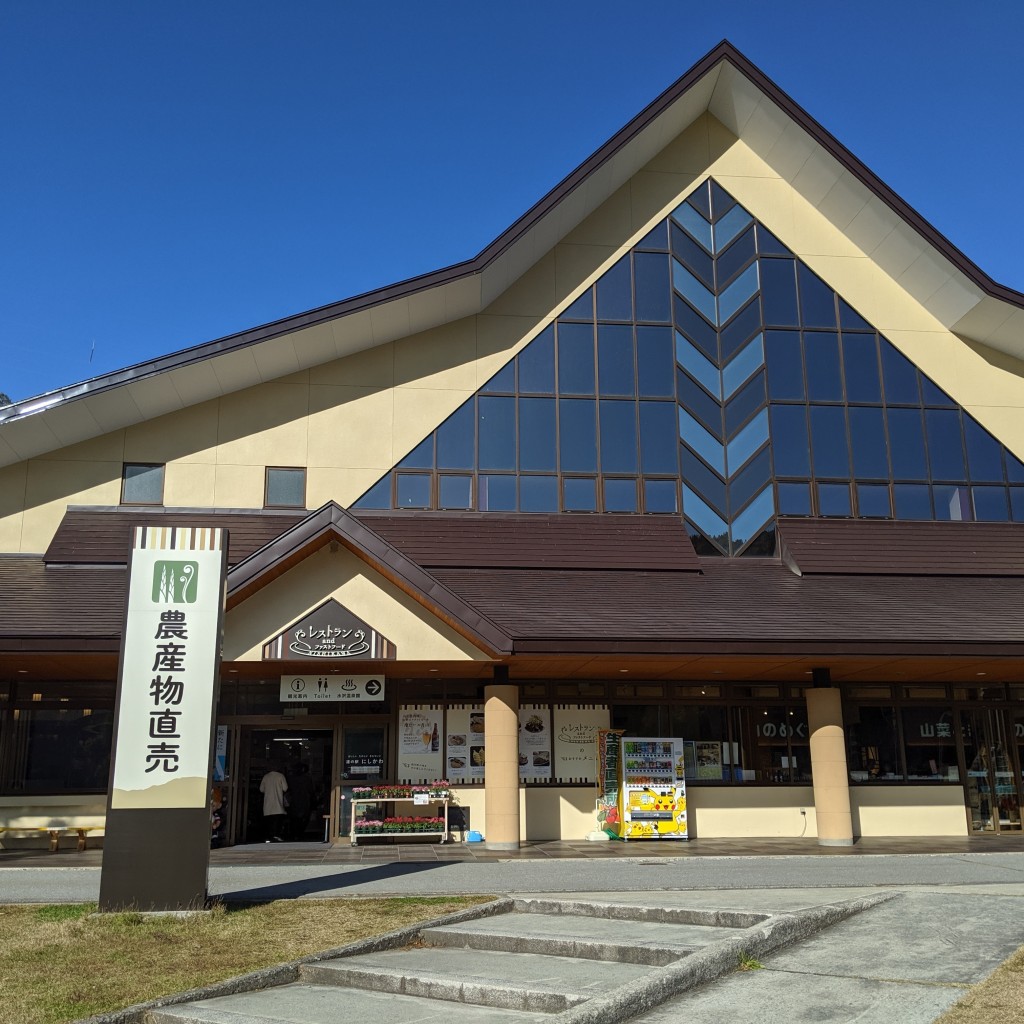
(617, 737, 688, 840)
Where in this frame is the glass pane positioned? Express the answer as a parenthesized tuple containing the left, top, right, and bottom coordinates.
(839, 301, 873, 331)
(715, 225, 755, 286)
(636, 220, 668, 250)
(925, 409, 965, 479)
(729, 446, 771, 513)
(887, 408, 928, 479)
(731, 485, 774, 551)
(810, 406, 850, 478)
(765, 331, 804, 400)
(559, 399, 597, 472)
(478, 396, 515, 471)
(596, 254, 633, 320)
(634, 252, 671, 322)
(678, 368, 724, 437)
(671, 221, 713, 288)
(710, 179, 736, 220)
(847, 706, 903, 782)
(562, 289, 593, 320)
(557, 323, 595, 395)
(901, 707, 957, 781)
(123, 463, 164, 504)
(722, 333, 763, 398)
(266, 468, 305, 507)
(686, 180, 712, 219)
(797, 264, 837, 329)
(438, 475, 472, 509)
(674, 293, 718, 358)
(679, 408, 725, 474)
(777, 481, 811, 515)
(756, 226, 791, 256)
(920, 376, 956, 407)
(518, 325, 555, 393)
(881, 342, 920, 405)
(437, 401, 474, 469)
(842, 333, 881, 403)
(893, 483, 932, 519)
(599, 400, 638, 473)
(519, 397, 556, 472)
(805, 332, 843, 401)
(671, 201, 712, 251)
(725, 372, 765, 439)
(683, 485, 728, 540)
(964, 416, 1004, 482)
(856, 483, 891, 517)
(644, 479, 678, 513)
(713, 205, 752, 253)
(818, 482, 851, 516)
(1012, 488, 1024, 522)
(479, 475, 516, 511)
(681, 445, 726, 514)
(676, 331, 721, 397)
(636, 326, 675, 397)
(520, 476, 558, 512)
(770, 405, 810, 477)
(396, 474, 431, 508)
(398, 435, 433, 469)
(597, 324, 635, 396)
(563, 477, 596, 512)
(604, 478, 638, 512)
(760, 258, 799, 327)
(639, 402, 679, 474)
(1007, 453, 1024, 483)
(717, 265, 759, 325)
(353, 475, 391, 509)
(727, 408, 769, 473)
(673, 259, 717, 324)
(972, 486, 1008, 522)
(849, 407, 889, 478)
(480, 362, 515, 393)
(720, 297, 762, 361)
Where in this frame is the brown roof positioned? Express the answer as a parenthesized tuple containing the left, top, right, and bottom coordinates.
(354, 512, 700, 570)
(778, 519, 1024, 576)
(44, 506, 305, 565)
(430, 559, 1024, 653)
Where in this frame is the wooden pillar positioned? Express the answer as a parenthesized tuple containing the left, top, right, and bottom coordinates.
(484, 670, 520, 851)
(806, 679, 854, 847)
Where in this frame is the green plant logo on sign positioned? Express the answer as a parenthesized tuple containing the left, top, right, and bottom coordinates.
(152, 561, 199, 604)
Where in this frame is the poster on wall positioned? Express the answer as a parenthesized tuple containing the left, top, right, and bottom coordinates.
(695, 740, 724, 781)
(397, 706, 444, 782)
(552, 705, 610, 783)
(445, 705, 485, 782)
(518, 705, 552, 781)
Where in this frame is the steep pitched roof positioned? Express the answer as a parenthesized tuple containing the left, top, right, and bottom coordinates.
(3, 41, 1022, 466)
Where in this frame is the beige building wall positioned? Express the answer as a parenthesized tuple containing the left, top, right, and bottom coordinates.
(687, 786, 817, 838)
(851, 786, 967, 837)
(4, 116, 1023, 554)
(0, 795, 106, 849)
(223, 546, 492, 663)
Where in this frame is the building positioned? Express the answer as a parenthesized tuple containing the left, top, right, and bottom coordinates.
(2, 42, 1024, 851)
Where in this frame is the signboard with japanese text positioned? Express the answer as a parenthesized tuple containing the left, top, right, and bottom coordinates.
(446, 705, 485, 782)
(109, 527, 226, 810)
(263, 599, 396, 660)
(279, 675, 385, 703)
(518, 705, 552, 781)
(552, 705, 609, 783)
(397, 705, 444, 782)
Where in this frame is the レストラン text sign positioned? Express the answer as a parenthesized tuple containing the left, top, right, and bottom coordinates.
(280, 675, 385, 702)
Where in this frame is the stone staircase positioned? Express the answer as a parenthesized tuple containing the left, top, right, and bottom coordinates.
(144, 894, 889, 1024)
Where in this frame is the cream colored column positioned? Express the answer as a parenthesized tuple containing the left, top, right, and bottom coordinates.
(806, 687, 854, 846)
(484, 683, 520, 850)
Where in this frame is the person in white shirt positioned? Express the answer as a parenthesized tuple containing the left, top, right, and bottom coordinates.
(259, 767, 288, 842)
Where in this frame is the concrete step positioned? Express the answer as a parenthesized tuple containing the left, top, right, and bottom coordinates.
(146, 982, 550, 1024)
(513, 896, 767, 928)
(301, 946, 652, 1013)
(421, 911, 742, 967)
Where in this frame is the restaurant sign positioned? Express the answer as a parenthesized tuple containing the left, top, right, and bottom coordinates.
(280, 675, 385, 702)
(263, 599, 396, 660)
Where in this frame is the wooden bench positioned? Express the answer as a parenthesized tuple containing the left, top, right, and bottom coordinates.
(0, 826, 100, 852)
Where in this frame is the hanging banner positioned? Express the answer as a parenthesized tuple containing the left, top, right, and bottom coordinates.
(552, 705, 609, 783)
(110, 527, 226, 810)
(518, 705, 552, 781)
(596, 728, 625, 833)
(397, 705, 444, 782)
(445, 705, 485, 782)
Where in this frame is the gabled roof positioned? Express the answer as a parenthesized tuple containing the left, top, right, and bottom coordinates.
(2, 40, 1023, 466)
(224, 501, 513, 656)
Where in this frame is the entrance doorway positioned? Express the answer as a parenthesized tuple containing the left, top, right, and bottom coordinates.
(336, 725, 387, 840)
(961, 710, 1022, 834)
(240, 729, 333, 844)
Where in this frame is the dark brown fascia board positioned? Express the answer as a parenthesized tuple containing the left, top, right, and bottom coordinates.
(6, 42, 1021, 428)
(225, 501, 513, 656)
(0, 637, 121, 651)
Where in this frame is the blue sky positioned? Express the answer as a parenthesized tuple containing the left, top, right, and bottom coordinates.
(2, 2, 1022, 402)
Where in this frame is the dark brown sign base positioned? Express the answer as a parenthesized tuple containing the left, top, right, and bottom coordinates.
(99, 807, 211, 912)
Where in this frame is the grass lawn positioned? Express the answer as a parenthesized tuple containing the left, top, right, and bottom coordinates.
(0, 896, 492, 1024)
(935, 943, 1024, 1024)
